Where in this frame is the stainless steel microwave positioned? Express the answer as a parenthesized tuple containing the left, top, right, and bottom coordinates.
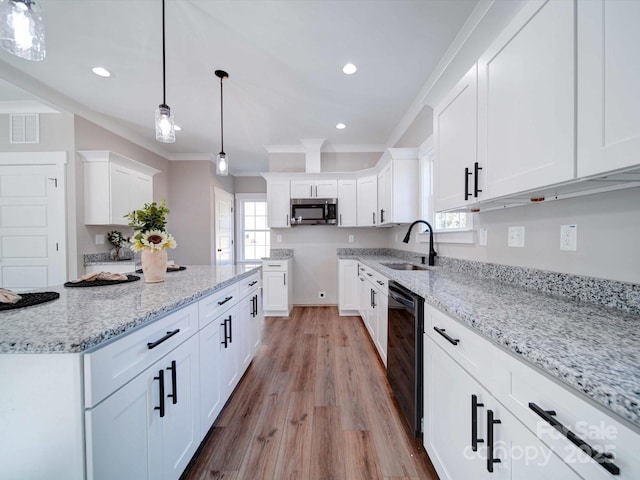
(290, 198, 338, 225)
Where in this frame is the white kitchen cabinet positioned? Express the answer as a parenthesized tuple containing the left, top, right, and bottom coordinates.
(434, 65, 480, 212)
(262, 259, 292, 316)
(290, 179, 338, 198)
(80, 150, 159, 226)
(577, 0, 640, 178)
(377, 148, 419, 226)
(251, 288, 263, 356)
(266, 179, 291, 228)
(218, 304, 241, 399)
(357, 263, 388, 366)
(198, 319, 223, 433)
(373, 283, 388, 366)
(238, 272, 261, 371)
(85, 334, 199, 480)
(477, 0, 575, 199)
(337, 179, 357, 227)
(356, 175, 378, 226)
(338, 259, 359, 315)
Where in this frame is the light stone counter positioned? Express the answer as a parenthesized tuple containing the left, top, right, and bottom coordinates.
(0, 264, 260, 354)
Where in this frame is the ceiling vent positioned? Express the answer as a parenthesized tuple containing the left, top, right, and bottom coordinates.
(10, 113, 40, 144)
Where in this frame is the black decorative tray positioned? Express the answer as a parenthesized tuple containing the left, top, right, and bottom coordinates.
(136, 266, 187, 273)
(0, 292, 60, 311)
(64, 275, 140, 288)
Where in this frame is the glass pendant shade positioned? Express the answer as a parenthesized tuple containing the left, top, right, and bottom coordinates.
(155, 104, 175, 143)
(0, 0, 46, 61)
(216, 152, 228, 176)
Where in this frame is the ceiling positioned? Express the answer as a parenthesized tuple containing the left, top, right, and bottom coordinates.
(0, 0, 479, 174)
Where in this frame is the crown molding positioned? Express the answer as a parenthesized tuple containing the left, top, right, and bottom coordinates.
(0, 100, 60, 114)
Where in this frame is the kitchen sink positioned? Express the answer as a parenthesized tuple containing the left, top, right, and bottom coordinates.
(381, 263, 429, 271)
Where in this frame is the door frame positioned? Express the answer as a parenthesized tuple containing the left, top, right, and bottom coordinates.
(212, 186, 234, 265)
(0, 152, 68, 285)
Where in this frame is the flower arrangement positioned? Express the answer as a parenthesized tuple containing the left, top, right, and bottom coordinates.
(126, 199, 177, 252)
(107, 230, 127, 249)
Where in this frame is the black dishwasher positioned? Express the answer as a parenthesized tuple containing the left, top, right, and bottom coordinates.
(387, 281, 424, 437)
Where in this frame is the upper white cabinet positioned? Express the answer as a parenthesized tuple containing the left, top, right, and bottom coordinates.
(377, 148, 419, 226)
(290, 179, 338, 198)
(80, 150, 159, 226)
(356, 175, 378, 226)
(434, 65, 480, 212)
(577, 0, 640, 177)
(337, 179, 357, 227)
(478, 0, 575, 200)
(266, 179, 291, 228)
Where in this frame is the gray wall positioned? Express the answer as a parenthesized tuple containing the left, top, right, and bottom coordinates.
(321, 152, 381, 172)
(393, 105, 433, 148)
(234, 175, 266, 194)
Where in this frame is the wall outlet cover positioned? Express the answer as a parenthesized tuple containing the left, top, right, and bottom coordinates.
(560, 224, 577, 251)
(508, 226, 525, 248)
(348, 234, 354, 243)
(95, 234, 105, 245)
(276, 234, 282, 243)
(479, 227, 488, 246)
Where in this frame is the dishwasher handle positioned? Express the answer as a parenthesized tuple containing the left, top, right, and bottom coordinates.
(389, 285, 415, 309)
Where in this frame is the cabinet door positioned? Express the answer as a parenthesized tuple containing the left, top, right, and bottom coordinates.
(290, 180, 314, 199)
(109, 164, 131, 226)
(314, 179, 338, 198)
(423, 337, 487, 480)
(578, 0, 640, 177)
(219, 305, 240, 400)
(161, 335, 200, 480)
(358, 274, 369, 324)
(239, 294, 254, 371)
(338, 259, 359, 313)
(356, 175, 377, 226)
(374, 287, 388, 366)
(377, 164, 392, 225)
(434, 65, 478, 212)
(478, 0, 574, 199)
(267, 180, 291, 228)
(251, 291, 263, 355)
(337, 179, 357, 227)
(131, 172, 153, 212)
(199, 320, 223, 434)
(85, 366, 160, 480)
(263, 270, 287, 311)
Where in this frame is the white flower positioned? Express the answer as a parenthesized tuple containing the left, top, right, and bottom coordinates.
(130, 229, 177, 251)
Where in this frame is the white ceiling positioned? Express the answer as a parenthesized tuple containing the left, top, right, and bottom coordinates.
(0, 0, 479, 174)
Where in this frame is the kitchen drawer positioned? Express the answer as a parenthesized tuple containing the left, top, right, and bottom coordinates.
(84, 302, 198, 408)
(492, 346, 640, 480)
(262, 260, 288, 271)
(426, 304, 496, 389)
(238, 271, 261, 298)
(199, 282, 240, 329)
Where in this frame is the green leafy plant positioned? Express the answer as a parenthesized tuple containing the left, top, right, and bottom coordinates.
(126, 199, 177, 251)
(107, 230, 127, 249)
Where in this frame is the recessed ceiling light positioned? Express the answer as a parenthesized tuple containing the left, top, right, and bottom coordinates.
(91, 67, 111, 78)
(342, 63, 357, 75)
(336, 123, 346, 130)
(174, 125, 182, 131)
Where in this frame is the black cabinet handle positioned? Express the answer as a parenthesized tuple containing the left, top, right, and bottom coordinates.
(167, 360, 177, 405)
(228, 315, 233, 343)
(221, 318, 229, 348)
(464, 167, 472, 200)
(434, 326, 460, 346)
(474, 162, 483, 197)
(529, 403, 620, 475)
(471, 394, 485, 451)
(366, 273, 373, 277)
(154, 369, 165, 417)
(372, 289, 376, 308)
(217, 296, 233, 306)
(283, 273, 286, 286)
(286, 214, 289, 226)
(373, 212, 376, 225)
(359, 276, 365, 282)
(380, 208, 385, 223)
(249, 280, 258, 287)
(147, 328, 180, 349)
(487, 409, 501, 472)
(340, 213, 342, 226)
(376, 280, 384, 286)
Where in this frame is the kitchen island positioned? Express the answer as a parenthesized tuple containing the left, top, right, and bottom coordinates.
(0, 264, 262, 480)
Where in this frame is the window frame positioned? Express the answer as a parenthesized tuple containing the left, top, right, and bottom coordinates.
(235, 193, 270, 263)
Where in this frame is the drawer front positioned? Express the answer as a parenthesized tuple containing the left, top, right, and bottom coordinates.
(239, 271, 261, 298)
(263, 260, 287, 272)
(426, 304, 495, 388)
(84, 302, 198, 408)
(492, 347, 640, 480)
(199, 282, 240, 329)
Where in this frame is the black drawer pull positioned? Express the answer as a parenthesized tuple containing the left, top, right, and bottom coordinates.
(376, 280, 384, 286)
(249, 280, 258, 286)
(217, 296, 233, 306)
(221, 318, 229, 348)
(366, 272, 373, 277)
(474, 162, 483, 197)
(154, 369, 165, 417)
(147, 329, 180, 349)
(464, 167, 472, 200)
(471, 394, 484, 451)
(529, 403, 620, 475)
(487, 410, 501, 472)
(434, 326, 459, 346)
(167, 360, 177, 405)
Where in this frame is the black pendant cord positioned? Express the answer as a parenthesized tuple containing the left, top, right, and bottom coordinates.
(220, 75, 224, 153)
(161, 0, 167, 106)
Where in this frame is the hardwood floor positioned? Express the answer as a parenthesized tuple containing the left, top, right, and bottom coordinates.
(181, 306, 439, 480)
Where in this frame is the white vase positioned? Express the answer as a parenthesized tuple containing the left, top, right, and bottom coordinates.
(141, 249, 167, 283)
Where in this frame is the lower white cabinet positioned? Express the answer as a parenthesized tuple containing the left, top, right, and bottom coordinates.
(357, 263, 388, 366)
(219, 304, 241, 401)
(262, 259, 292, 316)
(85, 334, 200, 480)
(338, 259, 359, 315)
(198, 319, 223, 432)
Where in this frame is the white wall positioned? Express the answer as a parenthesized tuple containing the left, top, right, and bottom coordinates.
(271, 226, 387, 305)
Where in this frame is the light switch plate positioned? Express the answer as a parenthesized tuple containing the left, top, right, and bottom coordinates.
(560, 224, 577, 251)
(348, 234, 354, 243)
(508, 226, 525, 248)
(95, 234, 105, 245)
(276, 234, 282, 243)
(479, 228, 488, 246)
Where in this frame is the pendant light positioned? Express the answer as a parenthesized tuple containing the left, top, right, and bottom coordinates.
(0, 0, 45, 61)
(155, 0, 175, 143)
(215, 69, 229, 176)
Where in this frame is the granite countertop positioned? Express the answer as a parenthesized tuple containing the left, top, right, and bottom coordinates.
(261, 248, 294, 260)
(0, 264, 261, 355)
(350, 255, 640, 430)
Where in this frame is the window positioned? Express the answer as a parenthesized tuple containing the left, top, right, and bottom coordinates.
(236, 194, 270, 262)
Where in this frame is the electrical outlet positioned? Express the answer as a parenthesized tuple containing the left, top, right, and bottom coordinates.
(560, 224, 577, 251)
(276, 234, 282, 243)
(508, 226, 525, 248)
(95, 234, 105, 245)
(479, 227, 488, 246)
(319, 291, 326, 299)
(348, 234, 354, 243)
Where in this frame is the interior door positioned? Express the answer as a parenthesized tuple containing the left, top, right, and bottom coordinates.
(0, 158, 66, 289)
(214, 187, 234, 265)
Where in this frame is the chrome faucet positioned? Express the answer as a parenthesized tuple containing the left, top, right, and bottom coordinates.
(402, 220, 437, 266)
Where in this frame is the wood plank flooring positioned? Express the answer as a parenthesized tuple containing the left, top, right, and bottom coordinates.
(181, 306, 439, 480)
